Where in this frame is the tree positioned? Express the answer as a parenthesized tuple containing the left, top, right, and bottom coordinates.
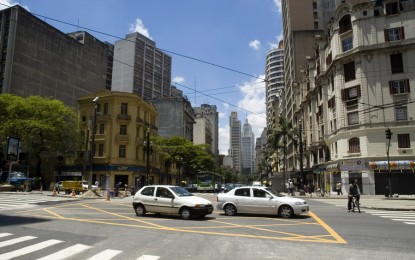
(152, 136, 216, 183)
(0, 94, 80, 186)
(267, 117, 295, 192)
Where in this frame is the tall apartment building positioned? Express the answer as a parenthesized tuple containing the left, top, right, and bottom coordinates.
(241, 118, 255, 174)
(76, 90, 161, 189)
(194, 104, 219, 159)
(265, 41, 285, 130)
(111, 32, 172, 100)
(229, 112, 241, 172)
(193, 114, 213, 154)
(289, 0, 415, 195)
(0, 6, 110, 107)
(280, 0, 336, 180)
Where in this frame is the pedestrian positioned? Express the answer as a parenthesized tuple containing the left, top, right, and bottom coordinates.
(336, 182, 342, 195)
(95, 180, 99, 188)
(309, 183, 314, 197)
(131, 185, 136, 196)
(348, 179, 361, 212)
(288, 179, 294, 196)
(214, 183, 218, 194)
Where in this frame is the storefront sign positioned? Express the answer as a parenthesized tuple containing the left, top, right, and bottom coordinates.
(340, 159, 366, 171)
(369, 160, 415, 170)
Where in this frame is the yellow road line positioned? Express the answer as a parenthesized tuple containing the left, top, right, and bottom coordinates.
(309, 211, 347, 244)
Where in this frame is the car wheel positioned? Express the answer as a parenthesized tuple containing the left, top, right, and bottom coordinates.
(135, 204, 146, 216)
(279, 205, 293, 218)
(224, 204, 237, 216)
(180, 207, 192, 220)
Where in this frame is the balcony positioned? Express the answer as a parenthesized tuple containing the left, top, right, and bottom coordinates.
(116, 134, 131, 143)
(117, 114, 131, 121)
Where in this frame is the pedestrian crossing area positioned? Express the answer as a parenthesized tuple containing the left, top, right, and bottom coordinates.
(365, 210, 415, 226)
(0, 193, 70, 211)
(0, 233, 160, 260)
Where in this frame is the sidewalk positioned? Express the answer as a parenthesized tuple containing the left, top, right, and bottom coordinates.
(294, 193, 415, 211)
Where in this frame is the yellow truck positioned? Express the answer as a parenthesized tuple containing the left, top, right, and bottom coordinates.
(60, 181, 83, 194)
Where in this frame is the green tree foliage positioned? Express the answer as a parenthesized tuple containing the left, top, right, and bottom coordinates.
(152, 135, 216, 180)
(0, 94, 79, 182)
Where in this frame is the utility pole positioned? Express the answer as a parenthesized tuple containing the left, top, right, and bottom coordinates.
(299, 121, 304, 187)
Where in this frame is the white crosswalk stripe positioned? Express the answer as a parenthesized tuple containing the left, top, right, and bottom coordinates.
(0, 193, 72, 210)
(365, 210, 415, 225)
(0, 233, 161, 259)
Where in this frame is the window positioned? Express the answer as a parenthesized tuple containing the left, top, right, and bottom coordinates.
(313, 1, 317, 9)
(343, 61, 356, 82)
(398, 134, 410, 148)
(234, 188, 250, 197)
(96, 104, 101, 113)
(98, 144, 104, 157)
(103, 103, 108, 114)
(120, 125, 127, 135)
(253, 189, 267, 198)
(99, 124, 105, 134)
(141, 187, 155, 196)
(347, 111, 359, 125)
(389, 80, 410, 94)
(390, 53, 403, 74)
(120, 103, 128, 115)
(395, 106, 407, 121)
(385, 27, 405, 42)
(119, 145, 126, 158)
(386, 1, 399, 15)
(341, 85, 361, 102)
(342, 37, 353, 52)
(314, 22, 319, 29)
(349, 137, 360, 153)
(339, 15, 352, 34)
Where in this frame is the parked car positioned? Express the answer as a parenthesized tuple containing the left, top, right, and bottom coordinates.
(6, 171, 33, 186)
(216, 186, 309, 218)
(132, 185, 213, 220)
(82, 181, 98, 191)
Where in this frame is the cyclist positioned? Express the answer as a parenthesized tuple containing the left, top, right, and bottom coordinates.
(348, 179, 361, 212)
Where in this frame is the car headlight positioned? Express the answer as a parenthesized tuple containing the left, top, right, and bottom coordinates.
(295, 202, 306, 205)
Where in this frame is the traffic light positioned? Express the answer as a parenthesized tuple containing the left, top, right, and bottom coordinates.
(385, 128, 392, 139)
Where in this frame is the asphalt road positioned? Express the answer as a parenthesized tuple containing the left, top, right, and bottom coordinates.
(0, 193, 414, 259)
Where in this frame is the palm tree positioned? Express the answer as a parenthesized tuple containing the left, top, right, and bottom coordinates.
(267, 117, 295, 192)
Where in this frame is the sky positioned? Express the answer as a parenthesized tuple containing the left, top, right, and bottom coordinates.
(2, 0, 283, 155)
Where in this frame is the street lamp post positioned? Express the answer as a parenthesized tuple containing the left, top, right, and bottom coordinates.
(88, 97, 99, 190)
(386, 128, 392, 198)
(144, 128, 151, 186)
(177, 157, 183, 186)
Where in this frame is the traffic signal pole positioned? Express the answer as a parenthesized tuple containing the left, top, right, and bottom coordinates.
(385, 128, 392, 198)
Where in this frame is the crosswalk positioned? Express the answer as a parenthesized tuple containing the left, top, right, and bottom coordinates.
(0, 193, 72, 211)
(0, 233, 160, 260)
(365, 210, 415, 226)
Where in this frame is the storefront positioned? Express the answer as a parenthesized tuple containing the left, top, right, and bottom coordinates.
(369, 160, 415, 195)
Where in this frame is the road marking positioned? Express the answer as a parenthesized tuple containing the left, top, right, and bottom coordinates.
(0, 239, 63, 260)
(86, 249, 123, 260)
(37, 244, 91, 260)
(0, 233, 12, 238)
(308, 211, 347, 244)
(136, 255, 160, 260)
(0, 236, 37, 248)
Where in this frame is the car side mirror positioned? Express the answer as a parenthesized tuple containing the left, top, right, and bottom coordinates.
(266, 194, 273, 199)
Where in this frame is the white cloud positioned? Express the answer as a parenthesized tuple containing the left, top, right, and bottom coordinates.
(0, 0, 28, 10)
(274, 0, 282, 14)
(218, 124, 230, 155)
(237, 76, 266, 139)
(268, 32, 284, 50)
(172, 76, 185, 84)
(129, 18, 152, 39)
(249, 40, 261, 50)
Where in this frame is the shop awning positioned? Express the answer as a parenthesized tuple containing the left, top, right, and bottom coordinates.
(369, 160, 415, 170)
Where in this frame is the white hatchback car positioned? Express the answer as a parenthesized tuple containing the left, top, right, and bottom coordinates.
(132, 185, 214, 220)
(216, 186, 309, 218)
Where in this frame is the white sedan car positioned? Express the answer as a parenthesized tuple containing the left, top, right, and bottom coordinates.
(216, 186, 309, 218)
(132, 185, 214, 220)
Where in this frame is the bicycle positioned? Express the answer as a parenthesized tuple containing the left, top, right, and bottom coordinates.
(316, 188, 330, 197)
(350, 195, 361, 213)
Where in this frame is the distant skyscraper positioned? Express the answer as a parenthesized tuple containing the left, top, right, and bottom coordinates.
(241, 118, 255, 174)
(265, 41, 284, 130)
(229, 112, 241, 172)
(111, 32, 172, 100)
(194, 104, 219, 159)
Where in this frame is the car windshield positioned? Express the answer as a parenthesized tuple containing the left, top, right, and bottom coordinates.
(10, 172, 25, 178)
(265, 188, 285, 197)
(170, 186, 194, 197)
